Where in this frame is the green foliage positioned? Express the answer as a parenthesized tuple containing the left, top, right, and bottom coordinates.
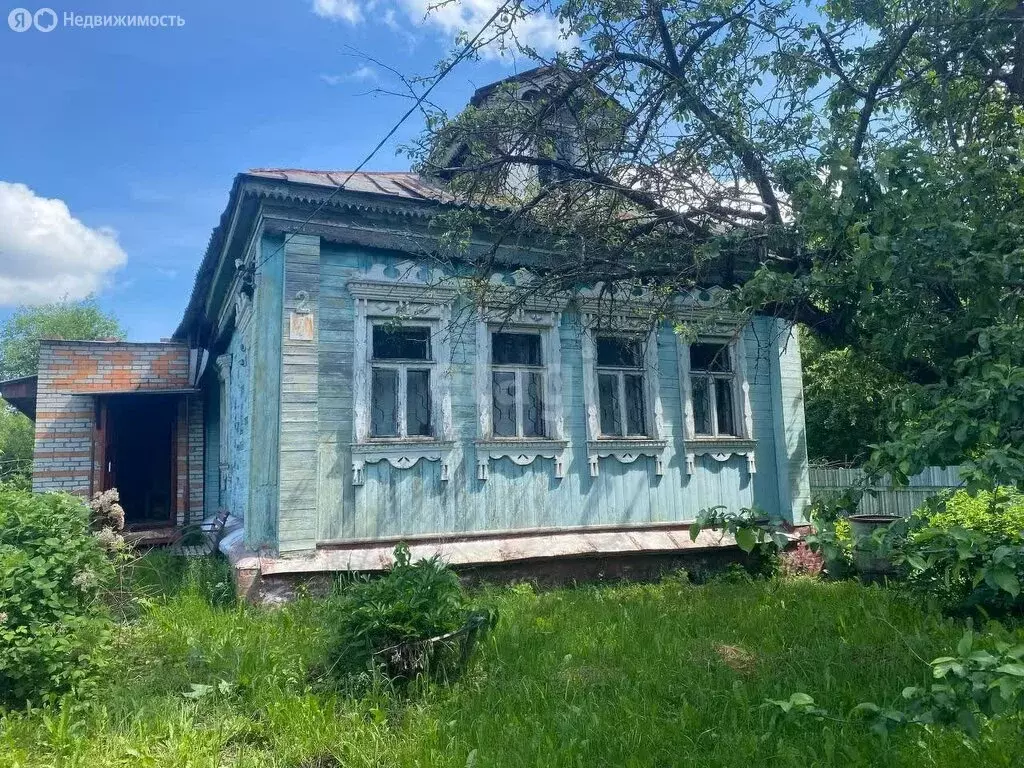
(800, 330, 911, 464)
(0, 298, 124, 379)
(324, 544, 494, 684)
(928, 488, 1024, 542)
(0, 488, 115, 708)
(0, 407, 33, 490)
(891, 631, 1024, 738)
(414, 0, 1024, 490)
(6, 570, 1023, 766)
(769, 631, 1024, 740)
(895, 523, 1024, 617)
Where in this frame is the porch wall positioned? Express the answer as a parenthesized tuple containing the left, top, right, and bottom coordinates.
(32, 340, 205, 525)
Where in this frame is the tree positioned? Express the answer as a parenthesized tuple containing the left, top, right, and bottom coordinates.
(407, 0, 1024, 487)
(0, 409, 33, 489)
(0, 298, 124, 380)
(800, 330, 912, 466)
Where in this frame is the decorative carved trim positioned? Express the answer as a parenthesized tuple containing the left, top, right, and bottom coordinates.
(478, 305, 561, 326)
(350, 441, 455, 486)
(346, 279, 458, 305)
(474, 439, 569, 480)
(586, 439, 668, 477)
(215, 354, 232, 382)
(684, 438, 758, 476)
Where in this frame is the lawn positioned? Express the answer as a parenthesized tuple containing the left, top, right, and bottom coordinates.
(1, 555, 1022, 767)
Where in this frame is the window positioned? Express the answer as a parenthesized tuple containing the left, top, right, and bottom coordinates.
(595, 336, 647, 437)
(689, 342, 738, 437)
(490, 331, 546, 438)
(370, 325, 433, 438)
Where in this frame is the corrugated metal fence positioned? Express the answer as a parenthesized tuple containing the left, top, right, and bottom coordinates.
(809, 466, 964, 517)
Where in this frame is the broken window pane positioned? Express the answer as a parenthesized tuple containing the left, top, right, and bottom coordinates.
(406, 369, 432, 437)
(492, 371, 517, 437)
(524, 372, 546, 437)
(598, 373, 621, 436)
(692, 376, 712, 434)
(492, 332, 542, 366)
(690, 342, 731, 372)
(624, 373, 646, 436)
(596, 336, 643, 368)
(373, 326, 431, 360)
(370, 368, 399, 437)
(715, 378, 736, 436)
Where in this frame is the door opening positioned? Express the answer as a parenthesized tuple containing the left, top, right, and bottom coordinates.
(102, 394, 177, 528)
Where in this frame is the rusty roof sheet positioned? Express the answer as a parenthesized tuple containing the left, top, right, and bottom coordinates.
(246, 168, 461, 204)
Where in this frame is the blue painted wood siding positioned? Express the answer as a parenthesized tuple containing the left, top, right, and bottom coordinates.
(225, 320, 252, 525)
(262, 240, 813, 550)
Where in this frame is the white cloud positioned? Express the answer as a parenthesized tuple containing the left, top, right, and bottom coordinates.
(0, 182, 127, 306)
(320, 65, 378, 86)
(312, 0, 363, 24)
(310, 0, 572, 58)
(399, 0, 571, 58)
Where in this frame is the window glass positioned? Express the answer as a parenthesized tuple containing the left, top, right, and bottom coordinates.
(492, 332, 542, 366)
(373, 326, 431, 360)
(596, 336, 643, 368)
(370, 368, 399, 437)
(715, 378, 737, 436)
(524, 372, 546, 437)
(690, 342, 731, 372)
(492, 371, 517, 437)
(624, 374, 647, 436)
(598, 373, 622, 436)
(692, 377, 712, 434)
(406, 369, 432, 436)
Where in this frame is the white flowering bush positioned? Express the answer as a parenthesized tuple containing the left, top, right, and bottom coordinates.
(0, 486, 115, 708)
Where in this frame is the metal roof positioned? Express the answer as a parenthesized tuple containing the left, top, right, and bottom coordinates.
(246, 169, 460, 204)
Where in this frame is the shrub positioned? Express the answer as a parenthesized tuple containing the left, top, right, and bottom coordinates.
(779, 541, 824, 578)
(897, 523, 1024, 616)
(927, 488, 1024, 542)
(0, 487, 115, 708)
(323, 543, 494, 686)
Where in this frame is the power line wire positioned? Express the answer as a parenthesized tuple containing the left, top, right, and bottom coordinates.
(250, 0, 513, 275)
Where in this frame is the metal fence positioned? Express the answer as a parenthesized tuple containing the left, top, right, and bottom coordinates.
(809, 466, 964, 517)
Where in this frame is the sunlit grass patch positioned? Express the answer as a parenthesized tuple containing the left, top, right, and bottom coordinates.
(1, 557, 1022, 767)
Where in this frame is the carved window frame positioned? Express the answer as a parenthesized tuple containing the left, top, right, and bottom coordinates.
(581, 318, 667, 477)
(349, 280, 456, 486)
(677, 333, 757, 476)
(475, 306, 567, 481)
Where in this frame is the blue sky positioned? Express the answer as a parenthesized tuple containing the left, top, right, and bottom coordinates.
(0, 0, 562, 340)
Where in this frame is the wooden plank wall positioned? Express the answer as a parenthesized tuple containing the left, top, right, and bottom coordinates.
(308, 244, 811, 545)
(246, 234, 283, 548)
(278, 234, 320, 552)
(769, 320, 811, 524)
(810, 465, 964, 517)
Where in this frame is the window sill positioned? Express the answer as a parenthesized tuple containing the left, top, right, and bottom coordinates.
(684, 437, 757, 474)
(586, 438, 668, 477)
(351, 440, 455, 485)
(474, 439, 569, 480)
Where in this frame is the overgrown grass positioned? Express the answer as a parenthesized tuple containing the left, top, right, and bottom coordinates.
(2, 557, 1023, 767)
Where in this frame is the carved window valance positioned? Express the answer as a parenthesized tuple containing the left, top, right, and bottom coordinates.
(474, 438, 569, 480)
(351, 441, 456, 485)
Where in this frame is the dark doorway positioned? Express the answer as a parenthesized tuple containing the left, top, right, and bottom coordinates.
(102, 395, 177, 527)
